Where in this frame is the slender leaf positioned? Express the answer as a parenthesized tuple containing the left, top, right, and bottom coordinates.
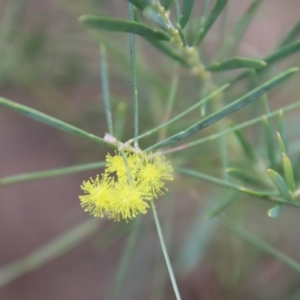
(151, 201, 182, 300)
(147, 68, 298, 151)
(176, 167, 275, 197)
(222, 217, 300, 274)
(0, 97, 112, 147)
(114, 102, 127, 140)
(267, 168, 292, 201)
(278, 110, 289, 154)
(282, 153, 296, 193)
(280, 19, 300, 47)
(144, 6, 169, 31)
(176, 167, 300, 208)
(264, 39, 300, 65)
(229, 120, 256, 160)
(100, 45, 113, 135)
(263, 116, 276, 169)
(206, 57, 266, 72)
(79, 16, 170, 41)
(276, 132, 286, 154)
(179, 0, 195, 29)
(162, 101, 300, 155)
(0, 162, 106, 186)
(194, 0, 228, 45)
(231, 40, 300, 84)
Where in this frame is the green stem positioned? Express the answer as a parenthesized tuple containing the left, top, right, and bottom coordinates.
(151, 201, 182, 300)
(100, 45, 114, 135)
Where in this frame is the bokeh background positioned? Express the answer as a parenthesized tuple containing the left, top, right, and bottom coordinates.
(1, 0, 300, 299)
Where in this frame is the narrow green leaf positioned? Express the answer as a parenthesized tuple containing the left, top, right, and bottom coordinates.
(278, 110, 289, 154)
(231, 39, 300, 84)
(0, 97, 112, 147)
(151, 201, 182, 300)
(176, 168, 300, 208)
(100, 45, 113, 135)
(194, 0, 228, 45)
(79, 16, 170, 41)
(229, 120, 256, 160)
(144, 6, 169, 31)
(267, 168, 292, 201)
(176, 167, 275, 198)
(127, 0, 149, 10)
(264, 39, 300, 65)
(165, 101, 300, 156)
(114, 102, 127, 140)
(227, 168, 263, 186)
(179, 0, 195, 29)
(222, 217, 300, 274)
(280, 19, 300, 47)
(0, 162, 106, 186)
(263, 116, 276, 169)
(147, 68, 298, 151)
(276, 132, 286, 154)
(282, 153, 296, 193)
(239, 187, 274, 198)
(206, 57, 267, 72)
(128, 2, 140, 148)
(268, 205, 282, 218)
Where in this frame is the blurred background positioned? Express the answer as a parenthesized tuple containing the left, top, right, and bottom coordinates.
(1, 0, 300, 299)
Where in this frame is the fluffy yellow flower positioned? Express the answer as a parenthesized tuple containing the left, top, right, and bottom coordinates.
(109, 180, 151, 221)
(106, 151, 138, 178)
(79, 174, 114, 217)
(138, 153, 174, 198)
(79, 151, 173, 221)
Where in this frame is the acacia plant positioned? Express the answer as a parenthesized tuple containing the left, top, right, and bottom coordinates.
(1, 0, 300, 299)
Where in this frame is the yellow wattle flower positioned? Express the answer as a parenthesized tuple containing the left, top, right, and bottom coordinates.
(79, 174, 114, 217)
(79, 151, 173, 221)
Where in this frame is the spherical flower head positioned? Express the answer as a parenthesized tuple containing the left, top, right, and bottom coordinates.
(79, 174, 114, 217)
(109, 179, 151, 222)
(138, 152, 173, 198)
(106, 151, 138, 178)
